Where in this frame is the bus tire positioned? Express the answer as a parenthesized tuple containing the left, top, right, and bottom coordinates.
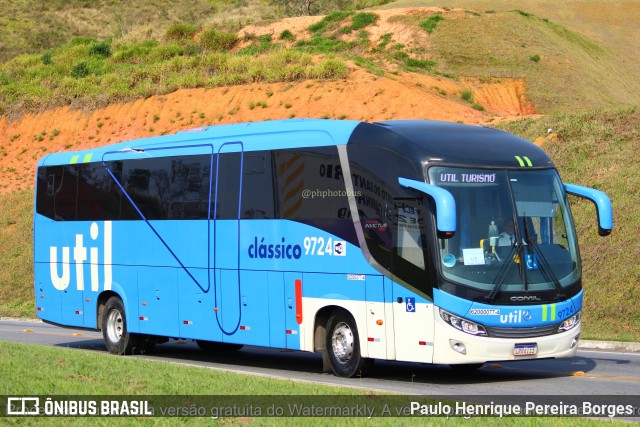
(102, 296, 141, 355)
(326, 310, 372, 378)
(196, 340, 243, 352)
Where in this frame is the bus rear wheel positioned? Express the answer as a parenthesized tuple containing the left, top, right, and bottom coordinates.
(326, 310, 372, 378)
(102, 296, 150, 355)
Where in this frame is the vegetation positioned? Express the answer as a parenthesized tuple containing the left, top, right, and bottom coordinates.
(0, 0, 220, 62)
(0, 35, 348, 117)
(498, 107, 640, 340)
(0, 341, 629, 426)
(2, 2, 638, 117)
(380, 1, 640, 114)
(420, 13, 444, 33)
(0, 0, 395, 62)
(0, 191, 33, 318)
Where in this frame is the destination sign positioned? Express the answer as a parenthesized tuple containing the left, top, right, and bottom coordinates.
(436, 173, 496, 184)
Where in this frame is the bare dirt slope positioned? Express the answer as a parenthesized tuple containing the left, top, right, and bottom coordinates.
(0, 8, 537, 195)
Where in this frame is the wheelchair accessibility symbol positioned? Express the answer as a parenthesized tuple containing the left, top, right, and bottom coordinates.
(406, 297, 415, 313)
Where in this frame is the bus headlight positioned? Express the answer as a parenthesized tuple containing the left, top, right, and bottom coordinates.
(558, 311, 581, 333)
(439, 309, 487, 336)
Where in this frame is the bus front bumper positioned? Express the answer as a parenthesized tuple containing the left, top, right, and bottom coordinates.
(432, 315, 581, 365)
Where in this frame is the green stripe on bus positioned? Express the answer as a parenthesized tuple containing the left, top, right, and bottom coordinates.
(550, 303, 556, 321)
(515, 156, 525, 167)
(70, 155, 79, 164)
(523, 156, 533, 167)
(542, 304, 548, 321)
(83, 153, 93, 163)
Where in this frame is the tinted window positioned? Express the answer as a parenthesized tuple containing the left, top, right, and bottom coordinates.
(215, 152, 242, 219)
(168, 156, 213, 219)
(241, 151, 275, 219)
(273, 147, 355, 244)
(274, 147, 348, 220)
(36, 165, 79, 220)
(347, 144, 430, 293)
(120, 157, 171, 220)
(37, 155, 215, 221)
(77, 163, 122, 221)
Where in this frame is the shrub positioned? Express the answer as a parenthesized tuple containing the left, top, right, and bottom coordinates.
(165, 23, 197, 40)
(308, 21, 326, 34)
(182, 41, 201, 56)
(88, 41, 112, 58)
(460, 89, 473, 102)
(279, 30, 295, 41)
(514, 10, 533, 17)
(350, 12, 377, 31)
(69, 37, 96, 46)
(404, 57, 436, 70)
(71, 62, 90, 78)
(112, 40, 158, 63)
(420, 13, 444, 34)
(41, 52, 53, 65)
(150, 43, 184, 61)
(308, 11, 351, 34)
(200, 29, 238, 51)
(530, 54, 541, 62)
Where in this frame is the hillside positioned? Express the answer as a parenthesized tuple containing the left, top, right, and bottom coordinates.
(0, 66, 534, 194)
(0, 0, 270, 62)
(0, 6, 550, 194)
(3, 4, 637, 193)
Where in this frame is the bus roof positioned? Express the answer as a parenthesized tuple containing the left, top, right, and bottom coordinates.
(37, 118, 552, 169)
(37, 118, 361, 167)
(353, 120, 554, 169)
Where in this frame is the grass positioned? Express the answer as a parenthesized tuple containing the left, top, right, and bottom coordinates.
(377, 1, 640, 114)
(0, 191, 34, 318)
(0, 341, 630, 426)
(423, 10, 636, 114)
(420, 13, 444, 33)
(0, 0, 228, 62)
(3, 1, 637, 117)
(0, 38, 349, 117)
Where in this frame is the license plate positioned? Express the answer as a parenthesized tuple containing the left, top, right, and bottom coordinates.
(514, 343, 537, 356)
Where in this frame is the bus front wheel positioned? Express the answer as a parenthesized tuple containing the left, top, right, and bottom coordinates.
(102, 296, 148, 355)
(326, 310, 372, 378)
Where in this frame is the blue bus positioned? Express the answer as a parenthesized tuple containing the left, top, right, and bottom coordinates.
(33, 119, 612, 377)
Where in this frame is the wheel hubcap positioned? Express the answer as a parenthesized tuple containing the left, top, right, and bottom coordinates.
(331, 322, 354, 363)
(106, 309, 123, 343)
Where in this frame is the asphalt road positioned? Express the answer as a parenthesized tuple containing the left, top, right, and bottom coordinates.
(2, 319, 640, 397)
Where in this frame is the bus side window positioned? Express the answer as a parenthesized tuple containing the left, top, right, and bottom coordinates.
(241, 151, 275, 219)
(395, 199, 426, 270)
(36, 167, 59, 220)
(53, 165, 79, 221)
(216, 152, 242, 219)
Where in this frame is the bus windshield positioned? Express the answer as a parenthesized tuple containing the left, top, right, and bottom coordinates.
(428, 167, 580, 293)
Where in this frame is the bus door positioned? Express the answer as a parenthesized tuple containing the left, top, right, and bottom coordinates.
(212, 142, 246, 342)
(390, 198, 435, 363)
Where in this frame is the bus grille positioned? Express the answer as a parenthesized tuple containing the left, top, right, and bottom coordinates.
(485, 324, 559, 338)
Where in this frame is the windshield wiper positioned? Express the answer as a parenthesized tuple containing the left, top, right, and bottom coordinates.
(486, 243, 520, 303)
(522, 214, 565, 300)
